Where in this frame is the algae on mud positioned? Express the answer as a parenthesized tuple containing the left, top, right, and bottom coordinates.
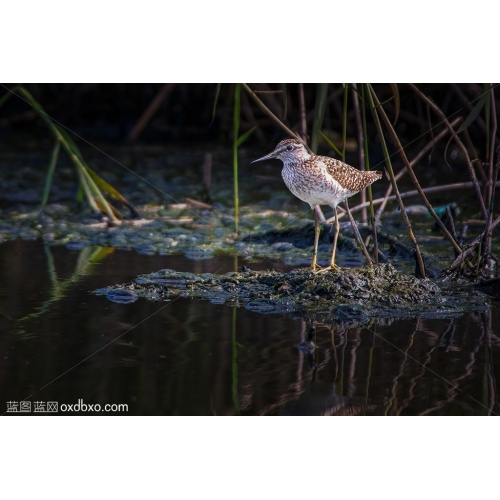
(94, 263, 489, 319)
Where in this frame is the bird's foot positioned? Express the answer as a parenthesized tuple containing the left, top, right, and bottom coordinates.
(310, 262, 323, 272)
(314, 264, 340, 274)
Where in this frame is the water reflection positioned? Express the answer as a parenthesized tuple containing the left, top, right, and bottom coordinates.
(0, 240, 498, 415)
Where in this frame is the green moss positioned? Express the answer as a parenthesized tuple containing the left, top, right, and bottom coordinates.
(94, 263, 492, 320)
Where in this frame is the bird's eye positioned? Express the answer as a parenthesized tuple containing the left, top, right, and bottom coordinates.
(286, 145, 293, 151)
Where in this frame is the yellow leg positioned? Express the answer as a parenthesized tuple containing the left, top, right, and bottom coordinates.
(314, 206, 342, 274)
(311, 205, 321, 270)
(329, 206, 340, 270)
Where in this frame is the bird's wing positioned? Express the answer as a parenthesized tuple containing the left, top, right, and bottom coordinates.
(315, 157, 363, 192)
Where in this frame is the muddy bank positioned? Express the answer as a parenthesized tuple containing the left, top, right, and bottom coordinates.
(94, 263, 490, 319)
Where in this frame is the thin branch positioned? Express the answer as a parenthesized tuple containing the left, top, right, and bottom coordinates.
(344, 199, 373, 266)
(366, 84, 426, 278)
(449, 213, 500, 271)
(487, 84, 498, 208)
(370, 84, 464, 258)
(407, 83, 489, 221)
(241, 83, 307, 148)
(359, 84, 379, 264)
(352, 83, 367, 223)
(128, 83, 176, 141)
(342, 181, 500, 218)
(298, 83, 307, 139)
(375, 117, 461, 219)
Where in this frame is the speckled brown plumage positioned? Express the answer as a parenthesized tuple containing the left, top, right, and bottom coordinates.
(252, 138, 382, 209)
(251, 138, 383, 270)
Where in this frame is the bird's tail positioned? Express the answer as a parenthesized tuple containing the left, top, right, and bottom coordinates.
(362, 170, 383, 189)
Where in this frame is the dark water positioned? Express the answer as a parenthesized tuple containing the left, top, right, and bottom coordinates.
(1, 240, 499, 416)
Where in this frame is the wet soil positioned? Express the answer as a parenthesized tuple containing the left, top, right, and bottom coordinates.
(95, 263, 490, 320)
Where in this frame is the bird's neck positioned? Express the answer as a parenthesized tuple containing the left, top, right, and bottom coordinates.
(282, 153, 311, 168)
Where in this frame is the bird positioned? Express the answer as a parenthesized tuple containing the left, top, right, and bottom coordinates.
(251, 138, 382, 271)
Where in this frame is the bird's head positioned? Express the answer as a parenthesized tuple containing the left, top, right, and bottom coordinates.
(251, 139, 311, 164)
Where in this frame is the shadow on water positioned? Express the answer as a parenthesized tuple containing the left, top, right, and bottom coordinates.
(0, 240, 499, 415)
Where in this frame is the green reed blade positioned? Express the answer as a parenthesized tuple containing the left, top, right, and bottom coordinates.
(311, 83, 328, 153)
(319, 130, 343, 157)
(458, 91, 489, 133)
(233, 84, 241, 234)
(81, 166, 121, 221)
(342, 83, 348, 161)
(3, 85, 135, 220)
(75, 163, 100, 213)
(39, 140, 61, 212)
(235, 126, 256, 148)
(85, 166, 139, 217)
(389, 83, 400, 125)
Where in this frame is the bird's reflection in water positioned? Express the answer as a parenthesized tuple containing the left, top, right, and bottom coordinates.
(281, 325, 375, 416)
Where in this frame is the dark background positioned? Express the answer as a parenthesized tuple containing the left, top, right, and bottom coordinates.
(1, 83, 492, 152)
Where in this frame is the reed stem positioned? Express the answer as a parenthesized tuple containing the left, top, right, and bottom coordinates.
(366, 84, 426, 277)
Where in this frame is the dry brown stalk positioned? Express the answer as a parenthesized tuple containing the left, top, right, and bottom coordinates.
(298, 83, 307, 139)
(370, 85, 464, 258)
(344, 181, 500, 217)
(351, 83, 367, 223)
(366, 84, 426, 277)
(291, 86, 344, 133)
(449, 213, 500, 271)
(482, 144, 500, 268)
(251, 83, 284, 119)
(185, 198, 213, 210)
(450, 83, 487, 134)
(128, 83, 176, 141)
(344, 199, 373, 266)
(241, 83, 306, 148)
(329, 181, 500, 227)
(463, 129, 488, 183)
(407, 83, 489, 221)
(487, 85, 498, 208)
(375, 117, 462, 219)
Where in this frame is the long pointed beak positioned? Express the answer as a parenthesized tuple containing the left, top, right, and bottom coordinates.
(251, 151, 277, 164)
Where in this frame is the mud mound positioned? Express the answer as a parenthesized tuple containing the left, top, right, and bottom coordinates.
(93, 263, 480, 318)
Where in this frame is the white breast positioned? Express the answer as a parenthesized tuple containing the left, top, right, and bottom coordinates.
(282, 161, 353, 209)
